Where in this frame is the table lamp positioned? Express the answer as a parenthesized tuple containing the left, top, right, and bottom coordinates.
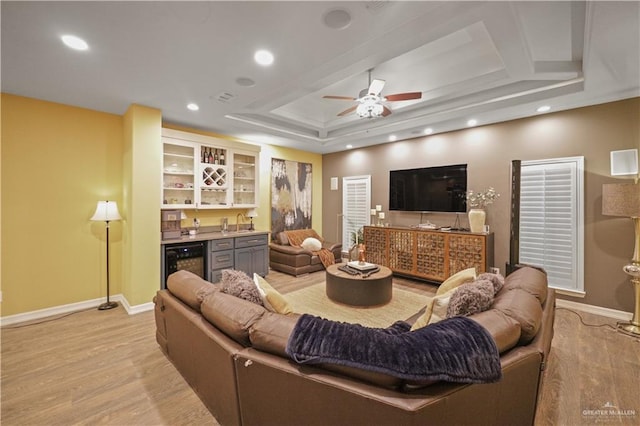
(246, 208, 258, 231)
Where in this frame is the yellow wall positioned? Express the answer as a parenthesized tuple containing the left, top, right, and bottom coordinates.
(123, 105, 162, 306)
(1, 94, 123, 316)
(0, 96, 323, 317)
(162, 124, 323, 237)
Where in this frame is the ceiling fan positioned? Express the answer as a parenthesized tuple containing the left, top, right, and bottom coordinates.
(323, 70, 422, 118)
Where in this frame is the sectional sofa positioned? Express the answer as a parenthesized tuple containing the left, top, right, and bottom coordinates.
(153, 267, 555, 426)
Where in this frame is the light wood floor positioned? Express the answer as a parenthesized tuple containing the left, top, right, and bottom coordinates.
(2, 269, 639, 425)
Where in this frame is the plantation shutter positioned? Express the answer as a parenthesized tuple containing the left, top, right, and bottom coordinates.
(519, 157, 584, 294)
(342, 176, 371, 248)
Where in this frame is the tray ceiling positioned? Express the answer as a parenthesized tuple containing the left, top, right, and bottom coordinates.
(2, 1, 638, 153)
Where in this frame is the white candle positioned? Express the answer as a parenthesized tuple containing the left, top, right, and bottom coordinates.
(376, 205, 382, 211)
(378, 212, 385, 219)
(370, 209, 377, 216)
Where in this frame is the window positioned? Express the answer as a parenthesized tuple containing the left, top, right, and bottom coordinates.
(341, 175, 371, 248)
(519, 156, 585, 295)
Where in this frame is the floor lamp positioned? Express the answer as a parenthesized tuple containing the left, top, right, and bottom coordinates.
(602, 183, 640, 336)
(91, 201, 122, 310)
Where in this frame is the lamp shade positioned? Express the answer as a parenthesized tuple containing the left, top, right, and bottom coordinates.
(90, 201, 122, 222)
(246, 208, 258, 218)
(602, 183, 640, 217)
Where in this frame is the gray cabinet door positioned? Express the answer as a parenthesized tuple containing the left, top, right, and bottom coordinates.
(234, 245, 268, 277)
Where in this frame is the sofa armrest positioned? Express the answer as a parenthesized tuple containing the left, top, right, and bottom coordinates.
(322, 241, 342, 252)
(269, 243, 313, 256)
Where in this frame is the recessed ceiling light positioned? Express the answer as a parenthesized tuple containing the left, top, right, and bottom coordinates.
(389, 135, 397, 142)
(346, 144, 353, 149)
(424, 128, 434, 135)
(187, 103, 199, 111)
(467, 119, 478, 127)
(61, 35, 88, 51)
(254, 50, 274, 66)
(537, 105, 551, 113)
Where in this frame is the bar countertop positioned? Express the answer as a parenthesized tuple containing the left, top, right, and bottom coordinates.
(161, 229, 270, 245)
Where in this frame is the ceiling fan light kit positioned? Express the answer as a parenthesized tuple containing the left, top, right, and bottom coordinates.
(357, 100, 384, 118)
(324, 70, 422, 119)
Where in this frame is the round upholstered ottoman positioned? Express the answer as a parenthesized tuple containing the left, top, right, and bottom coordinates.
(325, 264, 393, 307)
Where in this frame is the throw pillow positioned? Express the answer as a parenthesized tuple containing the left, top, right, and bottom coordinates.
(428, 289, 456, 325)
(221, 269, 264, 306)
(253, 273, 293, 314)
(476, 272, 504, 294)
(410, 288, 456, 330)
(446, 279, 495, 318)
(436, 267, 476, 296)
(301, 237, 322, 252)
(275, 232, 289, 245)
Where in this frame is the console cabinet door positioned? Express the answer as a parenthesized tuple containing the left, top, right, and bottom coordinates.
(448, 234, 488, 275)
(388, 229, 415, 275)
(363, 227, 387, 265)
(415, 231, 447, 281)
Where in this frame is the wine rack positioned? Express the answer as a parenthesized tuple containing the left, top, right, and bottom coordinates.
(201, 164, 227, 189)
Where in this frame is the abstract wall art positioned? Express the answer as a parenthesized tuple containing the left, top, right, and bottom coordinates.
(271, 158, 312, 234)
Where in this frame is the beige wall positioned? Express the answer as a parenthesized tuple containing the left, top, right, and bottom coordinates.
(323, 98, 640, 313)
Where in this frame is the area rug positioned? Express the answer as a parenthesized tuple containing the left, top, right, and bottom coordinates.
(285, 283, 431, 328)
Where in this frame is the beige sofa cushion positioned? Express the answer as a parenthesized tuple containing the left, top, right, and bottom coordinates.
(201, 291, 267, 347)
(410, 288, 456, 331)
(253, 274, 294, 314)
(436, 267, 476, 296)
(167, 270, 218, 312)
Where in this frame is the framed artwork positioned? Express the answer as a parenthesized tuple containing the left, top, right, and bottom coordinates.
(271, 158, 312, 235)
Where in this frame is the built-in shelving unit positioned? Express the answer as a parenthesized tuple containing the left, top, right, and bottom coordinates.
(161, 128, 260, 210)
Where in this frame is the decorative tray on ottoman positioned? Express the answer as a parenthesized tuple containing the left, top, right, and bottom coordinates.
(347, 261, 378, 271)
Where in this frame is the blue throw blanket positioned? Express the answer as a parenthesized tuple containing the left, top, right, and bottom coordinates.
(285, 315, 501, 384)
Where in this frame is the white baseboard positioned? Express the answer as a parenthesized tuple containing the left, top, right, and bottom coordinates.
(0, 294, 154, 326)
(120, 297, 155, 315)
(556, 299, 633, 321)
(1, 293, 632, 326)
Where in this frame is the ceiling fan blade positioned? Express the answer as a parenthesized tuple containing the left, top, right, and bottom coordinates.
(382, 106, 392, 117)
(323, 95, 356, 100)
(368, 79, 385, 95)
(337, 105, 357, 117)
(385, 92, 422, 102)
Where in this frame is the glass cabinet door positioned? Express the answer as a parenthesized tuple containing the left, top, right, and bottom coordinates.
(232, 151, 258, 207)
(162, 142, 196, 208)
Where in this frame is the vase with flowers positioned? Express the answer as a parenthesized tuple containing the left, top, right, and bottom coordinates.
(466, 187, 500, 233)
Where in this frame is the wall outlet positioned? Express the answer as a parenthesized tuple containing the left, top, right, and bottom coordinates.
(490, 267, 500, 275)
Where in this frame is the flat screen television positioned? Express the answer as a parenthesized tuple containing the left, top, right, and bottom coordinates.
(389, 164, 467, 212)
